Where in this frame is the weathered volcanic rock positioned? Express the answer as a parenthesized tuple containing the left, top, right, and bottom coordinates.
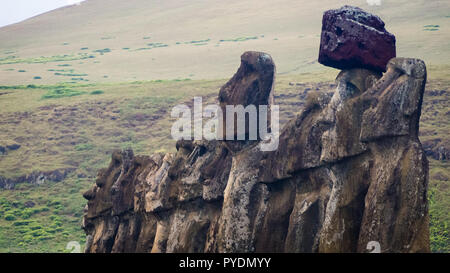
(219, 51, 275, 142)
(83, 54, 429, 253)
(219, 51, 275, 108)
(0, 168, 75, 189)
(318, 5, 396, 72)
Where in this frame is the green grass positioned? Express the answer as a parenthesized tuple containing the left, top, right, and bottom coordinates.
(41, 88, 87, 99)
(0, 53, 96, 65)
(93, 48, 111, 54)
(424, 25, 440, 31)
(184, 39, 211, 45)
(71, 78, 89, 82)
(428, 159, 450, 253)
(134, 43, 169, 51)
(74, 143, 94, 151)
(48, 69, 74, 72)
(0, 177, 90, 252)
(90, 90, 104, 95)
(219, 36, 258, 42)
(54, 72, 88, 77)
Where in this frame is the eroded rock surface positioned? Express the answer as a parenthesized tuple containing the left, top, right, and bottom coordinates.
(83, 54, 429, 253)
(218, 51, 275, 144)
(0, 168, 75, 190)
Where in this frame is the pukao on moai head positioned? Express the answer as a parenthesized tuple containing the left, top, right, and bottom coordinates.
(319, 5, 396, 73)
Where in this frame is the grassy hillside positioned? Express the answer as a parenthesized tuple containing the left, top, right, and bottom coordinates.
(0, 0, 448, 252)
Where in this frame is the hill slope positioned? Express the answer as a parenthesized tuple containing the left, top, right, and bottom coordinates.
(0, 0, 448, 253)
(0, 0, 449, 84)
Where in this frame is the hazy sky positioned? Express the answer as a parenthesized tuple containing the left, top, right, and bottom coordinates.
(0, 0, 84, 27)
